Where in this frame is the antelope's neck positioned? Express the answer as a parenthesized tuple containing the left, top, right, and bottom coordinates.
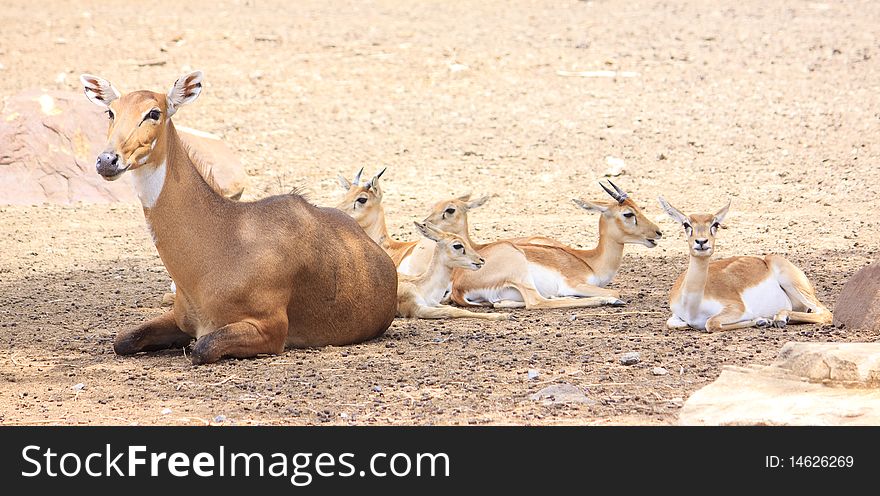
(574, 220, 625, 284)
(413, 248, 453, 303)
(368, 206, 395, 248)
(682, 256, 711, 297)
(140, 123, 226, 275)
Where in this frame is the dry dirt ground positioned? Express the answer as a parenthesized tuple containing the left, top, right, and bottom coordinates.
(1, 0, 879, 425)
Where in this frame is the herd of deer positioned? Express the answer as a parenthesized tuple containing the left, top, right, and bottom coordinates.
(78, 72, 834, 364)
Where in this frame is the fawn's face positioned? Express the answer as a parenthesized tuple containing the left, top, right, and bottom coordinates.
(414, 223, 485, 271)
(574, 183, 663, 248)
(658, 197, 730, 258)
(421, 194, 490, 237)
(336, 168, 385, 229)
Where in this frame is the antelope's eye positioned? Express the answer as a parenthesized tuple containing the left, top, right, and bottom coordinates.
(623, 212, 635, 219)
(683, 222, 692, 230)
(356, 197, 368, 204)
(106, 109, 114, 120)
(445, 208, 456, 215)
(452, 243, 464, 251)
(147, 109, 161, 121)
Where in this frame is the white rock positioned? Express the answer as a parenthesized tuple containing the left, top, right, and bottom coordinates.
(527, 369, 539, 380)
(604, 156, 626, 177)
(161, 408, 173, 415)
(652, 367, 668, 376)
(679, 342, 880, 426)
(529, 384, 595, 405)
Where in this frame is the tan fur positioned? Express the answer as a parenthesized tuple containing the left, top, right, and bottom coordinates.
(660, 197, 832, 332)
(449, 188, 663, 309)
(396, 223, 509, 320)
(82, 73, 397, 364)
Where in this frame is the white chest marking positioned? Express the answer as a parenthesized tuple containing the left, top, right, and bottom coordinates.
(130, 161, 167, 209)
(671, 294, 724, 330)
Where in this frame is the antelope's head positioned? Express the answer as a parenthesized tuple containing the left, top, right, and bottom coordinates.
(421, 193, 491, 237)
(79, 71, 203, 180)
(336, 167, 386, 228)
(413, 222, 484, 271)
(572, 180, 663, 248)
(658, 196, 730, 258)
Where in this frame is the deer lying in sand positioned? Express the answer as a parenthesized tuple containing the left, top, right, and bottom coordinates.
(397, 223, 509, 320)
(448, 181, 664, 309)
(336, 168, 424, 270)
(81, 71, 397, 364)
(658, 197, 832, 332)
(337, 169, 563, 276)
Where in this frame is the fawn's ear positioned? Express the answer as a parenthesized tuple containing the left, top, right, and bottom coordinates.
(714, 200, 731, 225)
(466, 195, 491, 210)
(167, 71, 203, 116)
(366, 167, 386, 193)
(572, 198, 609, 213)
(414, 222, 442, 242)
(658, 196, 689, 225)
(80, 74, 120, 107)
(337, 175, 352, 191)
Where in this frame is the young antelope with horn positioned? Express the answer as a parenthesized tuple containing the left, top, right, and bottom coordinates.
(80, 71, 397, 364)
(397, 223, 510, 320)
(449, 181, 663, 309)
(336, 168, 423, 270)
(658, 197, 832, 332)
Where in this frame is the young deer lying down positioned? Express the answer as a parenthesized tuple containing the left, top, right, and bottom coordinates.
(336, 168, 422, 269)
(658, 197, 833, 332)
(449, 181, 663, 309)
(397, 223, 510, 321)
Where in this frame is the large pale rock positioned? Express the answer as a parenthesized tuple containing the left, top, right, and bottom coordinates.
(833, 263, 880, 331)
(0, 89, 246, 205)
(679, 342, 880, 426)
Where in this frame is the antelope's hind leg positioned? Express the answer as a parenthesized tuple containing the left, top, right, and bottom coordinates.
(416, 304, 510, 321)
(114, 310, 193, 355)
(705, 307, 764, 333)
(191, 319, 287, 365)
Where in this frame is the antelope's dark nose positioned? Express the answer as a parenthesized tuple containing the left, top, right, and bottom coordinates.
(655, 230, 663, 238)
(96, 152, 120, 177)
(695, 239, 708, 247)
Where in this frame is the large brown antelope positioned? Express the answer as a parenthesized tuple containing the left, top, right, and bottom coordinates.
(80, 71, 397, 364)
(397, 223, 509, 320)
(449, 182, 663, 309)
(658, 197, 832, 332)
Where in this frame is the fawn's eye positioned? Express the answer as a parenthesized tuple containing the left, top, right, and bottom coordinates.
(683, 222, 692, 230)
(453, 243, 464, 251)
(623, 212, 635, 219)
(106, 109, 114, 120)
(147, 109, 161, 120)
(445, 208, 456, 215)
(356, 197, 368, 204)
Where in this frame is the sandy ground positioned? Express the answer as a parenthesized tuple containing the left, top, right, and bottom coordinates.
(1, 0, 879, 425)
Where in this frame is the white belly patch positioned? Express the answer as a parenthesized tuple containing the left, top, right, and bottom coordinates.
(740, 277, 791, 319)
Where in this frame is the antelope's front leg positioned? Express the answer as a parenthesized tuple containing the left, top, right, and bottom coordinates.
(114, 310, 193, 355)
(705, 308, 762, 333)
(191, 319, 287, 365)
(666, 314, 689, 330)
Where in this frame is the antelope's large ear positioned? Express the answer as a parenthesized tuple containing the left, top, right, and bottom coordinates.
(337, 174, 352, 191)
(658, 196, 689, 225)
(414, 222, 442, 242)
(456, 192, 472, 202)
(572, 198, 609, 213)
(80, 74, 120, 107)
(167, 71, 203, 116)
(367, 167, 386, 193)
(466, 195, 491, 210)
(714, 200, 731, 225)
